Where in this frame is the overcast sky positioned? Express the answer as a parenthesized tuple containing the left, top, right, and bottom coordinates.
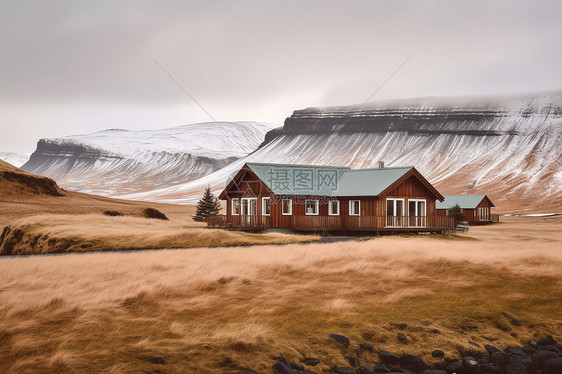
(1, 0, 561, 152)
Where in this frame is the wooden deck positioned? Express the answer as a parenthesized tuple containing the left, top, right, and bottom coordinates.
(207, 215, 456, 233)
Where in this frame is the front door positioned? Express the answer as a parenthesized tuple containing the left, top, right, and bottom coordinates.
(408, 199, 426, 227)
(241, 197, 257, 225)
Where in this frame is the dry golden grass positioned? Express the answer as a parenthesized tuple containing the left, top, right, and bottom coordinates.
(0, 214, 317, 254)
(0, 216, 561, 373)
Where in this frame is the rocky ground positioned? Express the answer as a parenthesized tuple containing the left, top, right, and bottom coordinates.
(262, 333, 562, 374)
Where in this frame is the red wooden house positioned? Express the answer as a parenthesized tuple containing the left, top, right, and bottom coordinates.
(436, 195, 498, 224)
(208, 162, 455, 233)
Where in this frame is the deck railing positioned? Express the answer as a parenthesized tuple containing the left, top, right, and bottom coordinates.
(207, 215, 455, 230)
(207, 215, 270, 228)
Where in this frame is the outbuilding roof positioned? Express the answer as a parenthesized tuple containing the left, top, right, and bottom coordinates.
(436, 194, 494, 209)
(233, 162, 442, 199)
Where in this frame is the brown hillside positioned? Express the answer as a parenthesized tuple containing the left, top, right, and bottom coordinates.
(0, 159, 65, 197)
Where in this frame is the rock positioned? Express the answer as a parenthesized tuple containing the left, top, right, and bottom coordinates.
(431, 350, 444, 358)
(538, 335, 557, 346)
(462, 355, 478, 370)
(399, 354, 428, 371)
(397, 333, 407, 343)
(333, 367, 356, 374)
(506, 347, 526, 356)
(479, 353, 490, 364)
(360, 343, 374, 352)
(491, 351, 510, 366)
(345, 355, 356, 367)
(397, 323, 408, 330)
(445, 360, 463, 372)
(421, 371, 447, 374)
(290, 361, 305, 371)
(485, 344, 501, 354)
(480, 363, 504, 374)
(504, 361, 528, 374)
(541, 345, 562, 354)
(273, 361, 294, 374)
(372, 364, 390, 373)
(330, 334, 351, 348)
(378, 351, 401, 365)
(301, 357, 320, 366)
(149, 357, 165, 364)
(533, 350, 559, 365)
(358, 367, 376, 374)
(529, 341, 538, 348)
(522, 347, 534, 355)
(468, 341, 480, 347)
(543, 357, 562, 374)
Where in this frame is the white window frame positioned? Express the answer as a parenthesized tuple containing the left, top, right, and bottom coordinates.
(262, 197, 271, 216)
(408, 199, 427, 217)
(282, 199, 292, 215)
(349, 200, 361, 216)
(386, 198, 405, 227)
(305, 199, 319, 215)
(408, 198, 426, 227)
(231, 198, 240, 215)
(328, 200, 340, 216)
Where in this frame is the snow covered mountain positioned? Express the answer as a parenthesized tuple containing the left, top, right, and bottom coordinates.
(0, 152, 31, 168)
(121, 92, 562, 213)
(22, 122, 273, 197)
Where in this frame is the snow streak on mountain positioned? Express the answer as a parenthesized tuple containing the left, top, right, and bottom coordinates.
(22, 122, 273, 197)
(120, 92, 562, 212)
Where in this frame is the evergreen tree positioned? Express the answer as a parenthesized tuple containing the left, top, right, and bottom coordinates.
(447, 204, 466, 223)
(193, 186, 221, 222)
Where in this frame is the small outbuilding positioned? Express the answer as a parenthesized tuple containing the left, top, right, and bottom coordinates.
(436, 194, 498, 224)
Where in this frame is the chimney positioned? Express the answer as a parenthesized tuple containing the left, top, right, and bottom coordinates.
(378, 160, 385, 168)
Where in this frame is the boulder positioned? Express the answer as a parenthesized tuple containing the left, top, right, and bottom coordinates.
(378, 351, 401, 365)
(333, 367, 356, 374)
(503, 361, 528, 374)
(300, 358, 320, 366)
(399, 354, 428, 371)
(431, 350, 444, 359)
(485, 344, 501, 354)
(357, 367, 376, 374)
(273, 361, 294, 374)
(330, 334, 351, 348)
(543, 357, 562, 374)
(533, 350, 559, 365)
(290, 361, 305, 371)
(491, 351, 510, 366)
(462, 355, 478, 370)
(149, 357, 165, 365)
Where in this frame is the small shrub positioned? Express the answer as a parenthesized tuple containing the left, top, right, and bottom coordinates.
(143, 208, 168, 221)
(447, 204, 466, 223)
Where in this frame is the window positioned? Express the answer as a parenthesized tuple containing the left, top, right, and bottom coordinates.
(282, 199, 292, 215)
(262, 197, 271, 216)
(305, 199, 319, 215)
(386, 198, 405, 227)
(478, 207, 489, 221)
(232, 198, 240, 215)
(349, 200, 360, 215)
(386, 198, 404, 216)
(328, 200, 340, 215)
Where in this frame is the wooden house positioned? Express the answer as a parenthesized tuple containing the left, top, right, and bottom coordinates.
(208, 162, 455, 233)
(435, 194, 498, 224)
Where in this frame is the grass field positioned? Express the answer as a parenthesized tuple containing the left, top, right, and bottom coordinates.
(0, 216, 561, 373)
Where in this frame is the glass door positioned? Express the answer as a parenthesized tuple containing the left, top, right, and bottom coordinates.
(241, 198, 257, 225)
(386, 198, 405, 227)
(408, 199, 426, 227)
